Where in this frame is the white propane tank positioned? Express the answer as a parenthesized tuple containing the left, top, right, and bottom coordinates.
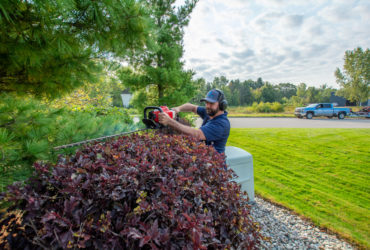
(225, 146, 255, 203)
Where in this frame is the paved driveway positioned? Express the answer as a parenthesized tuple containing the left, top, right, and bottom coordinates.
(196, 117, 370, 128)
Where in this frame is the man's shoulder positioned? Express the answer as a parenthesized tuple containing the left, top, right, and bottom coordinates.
(197, 106, 205, 112)
(207, 114, 230, 128)
(214, 112, 230, 122)
(197, 106, 207, 117)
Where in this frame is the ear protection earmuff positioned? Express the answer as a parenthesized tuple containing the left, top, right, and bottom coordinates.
(215, 89, 228, 111)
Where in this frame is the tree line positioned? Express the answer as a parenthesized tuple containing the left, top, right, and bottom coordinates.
(192, 47, 369, 107)
(191, 76, 338, 107)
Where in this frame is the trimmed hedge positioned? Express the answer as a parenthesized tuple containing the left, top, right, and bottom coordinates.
(0, 132, 262, 249)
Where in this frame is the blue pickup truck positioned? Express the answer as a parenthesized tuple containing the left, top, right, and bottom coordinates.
(295, 103, 352, 119)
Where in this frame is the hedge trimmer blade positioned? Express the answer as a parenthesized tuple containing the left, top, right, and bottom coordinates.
(53, 128, 149, 150)
(53, 106, 177, 150)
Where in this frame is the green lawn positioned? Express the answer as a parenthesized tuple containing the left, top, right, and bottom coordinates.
(228, 113, 294, 118)
(227, 128, 370, 248)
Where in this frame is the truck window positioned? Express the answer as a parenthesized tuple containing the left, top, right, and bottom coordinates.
(323, 104, 331, 108)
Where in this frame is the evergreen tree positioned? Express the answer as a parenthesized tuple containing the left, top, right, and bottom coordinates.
(228, 79, 241, 106)
(240, 80, 253, 105)
(254, 77, 264, 89)
(121, 0, 198, 108)
(0, 0, 151, 98)
(260, 83, 276, 103)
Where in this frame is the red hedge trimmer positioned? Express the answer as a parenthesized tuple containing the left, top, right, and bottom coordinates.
(53, 106, 176, 150)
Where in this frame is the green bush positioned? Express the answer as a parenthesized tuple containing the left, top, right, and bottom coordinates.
(255, 102, 270, 112)
(0, 93, 138, 191)
(251, 102, 284, 113)
(270, 102, 284, 112)
(228, 104, 287, 114)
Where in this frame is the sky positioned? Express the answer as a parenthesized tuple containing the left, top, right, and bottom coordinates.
(179, 0, 370, 88)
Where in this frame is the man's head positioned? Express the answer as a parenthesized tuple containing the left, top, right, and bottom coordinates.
(200, 89, 228, 116)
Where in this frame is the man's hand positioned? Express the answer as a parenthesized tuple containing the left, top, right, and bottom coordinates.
(172, 107, 180, 114)
(158, 110, 206, 140)
(158, 112, 172, 126)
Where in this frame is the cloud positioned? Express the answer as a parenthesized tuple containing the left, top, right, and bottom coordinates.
(308, 44, 329, 55)
(218, 52, 229, 59)
(252, 12, 283, 30)
(182, 0, 370, 88)
(189, 58, 205, 63)
(320, 5, 353, 22)
(233, 49, 255, 59)
(229, 59, 243, 67)
(307, 24, 323, 36)
(283, 15, 304, 28)
(194, 64, 211, 71)
(287, 50, 301, 60)
(258, 0, 285, 7)
(215, 38, 233, 47)
(200, 38, 210, 44)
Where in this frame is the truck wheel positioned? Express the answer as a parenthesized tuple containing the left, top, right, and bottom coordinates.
(338, 112, 345, 119)
(306, 112, 313, 119)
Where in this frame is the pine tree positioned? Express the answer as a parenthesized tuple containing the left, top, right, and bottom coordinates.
(0, 0, 152, 98)
(120, 0, 199, 108)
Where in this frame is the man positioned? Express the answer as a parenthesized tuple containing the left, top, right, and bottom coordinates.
(158, 89, 230, 154)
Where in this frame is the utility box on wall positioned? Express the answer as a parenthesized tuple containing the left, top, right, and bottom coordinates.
(225, 146, 255, 202)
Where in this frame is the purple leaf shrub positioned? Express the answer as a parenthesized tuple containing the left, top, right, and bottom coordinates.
(0, 132, 262, 249)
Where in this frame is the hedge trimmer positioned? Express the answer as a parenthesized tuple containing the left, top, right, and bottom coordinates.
(53, 106, 176, 150)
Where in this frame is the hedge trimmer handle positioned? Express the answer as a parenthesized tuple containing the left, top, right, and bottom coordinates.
(143, 106, 163, 120)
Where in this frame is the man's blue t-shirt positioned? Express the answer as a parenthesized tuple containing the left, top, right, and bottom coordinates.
(197, 106, 230, 154)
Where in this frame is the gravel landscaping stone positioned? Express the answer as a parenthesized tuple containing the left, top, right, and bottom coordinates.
(251, 196, 355, 249)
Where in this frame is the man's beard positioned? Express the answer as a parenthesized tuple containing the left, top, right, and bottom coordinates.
(206, 106, 219, 117)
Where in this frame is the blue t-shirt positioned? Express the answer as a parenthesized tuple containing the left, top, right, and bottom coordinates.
(197, 106, 230, 154)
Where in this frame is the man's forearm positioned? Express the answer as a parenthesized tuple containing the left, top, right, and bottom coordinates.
(167, 118, 205, 140)
(176, 103, 197, 113)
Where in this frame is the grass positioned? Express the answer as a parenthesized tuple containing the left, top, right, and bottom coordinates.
(228, 113, 295, 118)
(227, 128, 370, 248)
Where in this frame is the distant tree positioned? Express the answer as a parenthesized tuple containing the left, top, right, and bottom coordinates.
(228, 79, 241, 106)
(260, 83, 276, 103)
(240, 81, 253, 105)
(254, 77, 264, 89)
(276, 83, 297, 100)
(318, 84, 336, 103)
(306, 87, 319, 103)
(296, 83, 307, 102)
(0, 0, 151, 99)
(121, 0, 198, 109)
(252, 88, 262, 103)
(221, 87, 232, 107)
(191, 77, 207, 103)
(211, 76, 229, 89)
(335, 47, 370, 105)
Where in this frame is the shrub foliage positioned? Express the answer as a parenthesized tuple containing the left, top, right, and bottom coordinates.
(0, 93, 137, 190)
(0, 132, 262, 249)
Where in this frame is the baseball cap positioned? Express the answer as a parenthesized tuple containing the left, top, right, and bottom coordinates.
(200, 89, 220, 103)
